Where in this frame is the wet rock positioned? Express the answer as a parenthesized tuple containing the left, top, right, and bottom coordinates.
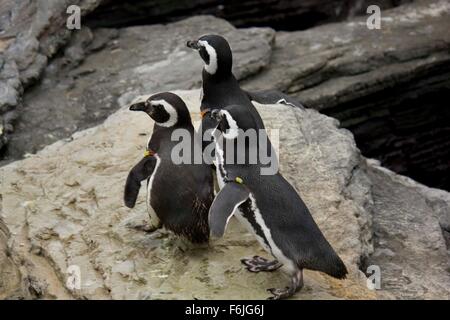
(0, 90, 376, 299)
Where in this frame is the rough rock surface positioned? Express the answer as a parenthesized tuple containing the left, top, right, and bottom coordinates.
(0, 219, 22, 299)
(1, 90, 449, 299)
(0, 0, 103, 152)
(366, 161, 450, 299)
(3, 16, 274, 161)
(0, 90, 376, 299)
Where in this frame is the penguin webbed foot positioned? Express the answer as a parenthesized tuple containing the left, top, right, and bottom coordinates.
(266, 269, 304, 300)
(266, 286, 294, 300)
(128, 222, 161, 234)
(241, 255, 282, 273)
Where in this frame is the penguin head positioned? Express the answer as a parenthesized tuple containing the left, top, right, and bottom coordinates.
(210, 105, 257, 139)
(129, 92, 192, 128)
(187, 34, 232, 76)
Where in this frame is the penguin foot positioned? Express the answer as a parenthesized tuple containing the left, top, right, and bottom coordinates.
(266, 269, 304, 300)
(128, 222, 160, 233)
(135, 224, 160, 233)
(240, 255, 282, 273)
(266, 287, 295, 300)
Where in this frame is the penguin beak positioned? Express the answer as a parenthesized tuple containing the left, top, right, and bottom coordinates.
(186, 40, 200, 50)
(129, 102, 146, 112)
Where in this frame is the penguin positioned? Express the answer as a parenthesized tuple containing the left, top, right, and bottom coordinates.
(186, 34, 305, 128)
(186, 35, 265, 132)
(205, 105, 348, 299)
(187, 34, 281, 164)
(124, 92, 214, 243)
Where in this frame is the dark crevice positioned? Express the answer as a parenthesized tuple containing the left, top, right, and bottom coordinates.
(84, 0, 413, 31)
(322, 67, 450, 191)
(357, 254, 370, 275)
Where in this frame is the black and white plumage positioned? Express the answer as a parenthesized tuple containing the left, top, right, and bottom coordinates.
(187, 35, 264, 132)
(124, 92, 214, 243)
(245, 89, 306, 110)
(186, 35, 305, 126)
(207, 105, 348, 299)
(187, 34, 281, 161)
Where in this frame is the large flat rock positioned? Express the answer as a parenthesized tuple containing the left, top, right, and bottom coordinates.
(1, 89, 448, 299)
(0, 90, 375, 299)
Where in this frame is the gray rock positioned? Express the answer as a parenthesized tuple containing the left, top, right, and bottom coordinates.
(244, 1, 450, 110)
(243, 0, 450, 190)
(0, 218, 23, 299)
(366, 160, 450, 299)
(0, 54, 21, 113)
(4, 16, 274, 160)
(0, 0, 103, 152)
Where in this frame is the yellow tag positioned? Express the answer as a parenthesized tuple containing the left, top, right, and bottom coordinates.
(144, 149, 155, 157)
(235, 177, 244, 184)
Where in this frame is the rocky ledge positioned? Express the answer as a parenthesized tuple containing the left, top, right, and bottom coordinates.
(0, 90, 449, 299)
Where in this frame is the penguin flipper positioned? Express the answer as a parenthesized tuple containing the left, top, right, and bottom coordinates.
(209, 183, 250, 238)
(245, 89, 306, 110)
(124, 156, 157, 208)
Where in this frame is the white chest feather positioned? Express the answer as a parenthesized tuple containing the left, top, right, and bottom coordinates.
(246, 194, 296, 274)
(213, 130, 226, 188)
(146, 154, 162, 228)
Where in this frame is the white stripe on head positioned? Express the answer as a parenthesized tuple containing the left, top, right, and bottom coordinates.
(198, 40, 218, 75)
(150, 99, 178, 127)
(220, 110, 239, 140)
